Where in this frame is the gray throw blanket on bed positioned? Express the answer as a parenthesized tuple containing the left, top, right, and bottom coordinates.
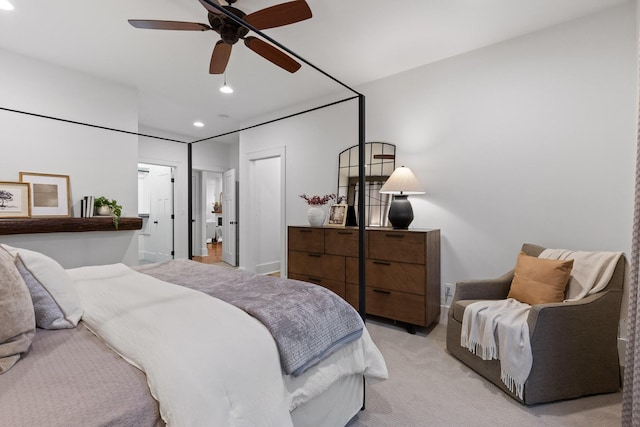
(134, 259, 363, 376)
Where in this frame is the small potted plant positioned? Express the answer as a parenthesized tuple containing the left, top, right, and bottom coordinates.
(94, 196, 122, 229)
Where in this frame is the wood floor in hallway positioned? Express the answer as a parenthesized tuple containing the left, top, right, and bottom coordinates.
(192, 242, 223, 264)
(192, 242, 280, 277)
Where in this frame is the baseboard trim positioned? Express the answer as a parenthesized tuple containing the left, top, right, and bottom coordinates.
(256, 261, 280, 275)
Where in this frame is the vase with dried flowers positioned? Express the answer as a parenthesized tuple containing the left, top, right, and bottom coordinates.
(299, 193, 335, 227)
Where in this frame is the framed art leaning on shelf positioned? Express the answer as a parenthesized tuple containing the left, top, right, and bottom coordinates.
(0, 181, 30, 218)
(19, 172, 71, 217)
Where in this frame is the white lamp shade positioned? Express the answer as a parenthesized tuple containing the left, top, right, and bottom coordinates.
(379, 166, 425, 195)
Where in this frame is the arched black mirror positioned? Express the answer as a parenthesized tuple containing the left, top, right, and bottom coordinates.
(337, 142, 396, 227)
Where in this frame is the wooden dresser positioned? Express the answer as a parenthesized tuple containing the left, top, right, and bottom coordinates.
(287, 226, 441, 330)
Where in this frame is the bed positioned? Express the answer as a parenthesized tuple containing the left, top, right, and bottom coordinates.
(0, 244, 387, 427)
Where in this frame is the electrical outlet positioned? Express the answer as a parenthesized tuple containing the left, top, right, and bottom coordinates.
(444, 283, 455, 306)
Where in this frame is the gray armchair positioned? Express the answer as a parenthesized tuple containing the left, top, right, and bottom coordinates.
(446, 243, 625, 405)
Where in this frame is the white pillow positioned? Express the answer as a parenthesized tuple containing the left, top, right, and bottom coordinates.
(1, 244, 82, 329)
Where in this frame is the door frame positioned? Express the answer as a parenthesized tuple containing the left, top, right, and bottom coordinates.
(241, 146, 286, 274)
(192, 168, 226, 258)
(191, 170, 206, 257)
(222, 169, 237, 266)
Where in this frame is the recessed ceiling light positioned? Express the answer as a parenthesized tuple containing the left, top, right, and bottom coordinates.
(193, 121, 204, 127)
(0, 0, 14, 11)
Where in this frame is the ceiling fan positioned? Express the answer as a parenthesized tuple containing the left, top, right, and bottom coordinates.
(129, 0, 312, 74)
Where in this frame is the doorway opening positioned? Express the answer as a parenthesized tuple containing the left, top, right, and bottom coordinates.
(191, 169, 229, 265)
(137, 163, 175, 264)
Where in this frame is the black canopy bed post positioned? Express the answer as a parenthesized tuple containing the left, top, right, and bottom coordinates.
(188, 142, 193, 259)
(357, 93, 367, 410)
(357, 94, 366, 322)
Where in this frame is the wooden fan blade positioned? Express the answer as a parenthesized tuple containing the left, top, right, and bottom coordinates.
(244, 36, 301, 73)
(128, 20, 211, 31)
(245, 0, 312, 30)
(210, 41, 232, 74)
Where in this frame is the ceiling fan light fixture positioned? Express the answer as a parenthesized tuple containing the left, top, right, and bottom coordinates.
(0, 0, 14, 11)
(220, 73, 234, 94)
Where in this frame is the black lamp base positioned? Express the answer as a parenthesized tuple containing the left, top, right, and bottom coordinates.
(387, 194, 414, 229)
(345, 205, 357, 227)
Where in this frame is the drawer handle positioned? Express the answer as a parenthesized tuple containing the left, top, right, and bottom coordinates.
(307, 277, 322, 283)
(373, 261, 391, 266)
(373, 289, 391, 295)
(307, 253, 322, 258)
(298, 229, 312, 233)
(385, 234, 405, 239)
(337, 231, 354, 235)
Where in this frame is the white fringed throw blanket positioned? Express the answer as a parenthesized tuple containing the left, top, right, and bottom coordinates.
(461, 298, 532, 399)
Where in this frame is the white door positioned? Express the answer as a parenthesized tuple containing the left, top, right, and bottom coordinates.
(140, 164, 174, 262)
(222, 169, 237, 266)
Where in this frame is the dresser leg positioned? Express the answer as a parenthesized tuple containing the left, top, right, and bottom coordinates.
(406, 324, 416, 334)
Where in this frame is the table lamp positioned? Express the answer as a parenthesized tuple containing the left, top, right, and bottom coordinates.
(379, 166, 425, 229)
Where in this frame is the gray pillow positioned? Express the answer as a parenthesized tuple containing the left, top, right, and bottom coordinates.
(0, 245, 82, 329)
(0, 246, 35, 374)
(15, 255, 80, 329)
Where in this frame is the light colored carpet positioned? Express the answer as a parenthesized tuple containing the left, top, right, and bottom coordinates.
(347, 317, 622, 427)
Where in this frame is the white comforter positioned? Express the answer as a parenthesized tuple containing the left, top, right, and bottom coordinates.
(67, 263, 387, 427)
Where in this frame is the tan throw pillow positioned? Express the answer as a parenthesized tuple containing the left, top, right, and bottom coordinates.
(508, 251, 574, 305)
(0, 245, 36, 374)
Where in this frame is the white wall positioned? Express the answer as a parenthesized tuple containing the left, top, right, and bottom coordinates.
(239, 100, 358, 271)
(0, 48, 139, 267)
(359, 2, 636, 298)
(192, 138, 235, 172)
(239, 2, 637, 322)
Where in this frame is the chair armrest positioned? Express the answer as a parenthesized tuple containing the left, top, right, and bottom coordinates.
(527, 290, 621, 339)
(453, 270, 514, 302)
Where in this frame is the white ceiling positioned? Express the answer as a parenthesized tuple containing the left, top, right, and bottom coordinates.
(0, 0, 628, 142)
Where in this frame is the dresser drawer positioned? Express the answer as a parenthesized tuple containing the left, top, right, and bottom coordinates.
(346, 284, 426, 326)
(288, 251, 345, 282)
(345, 257, 425, 295)
(289, 273, 346, 299)
(288, 227, 324, 253)
(366, 260, 425, 295)
(368, 230, 425, 264)
(325, 228, 360, 256)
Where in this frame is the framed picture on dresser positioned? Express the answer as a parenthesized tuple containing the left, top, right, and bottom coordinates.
(327, 204, 347, 227)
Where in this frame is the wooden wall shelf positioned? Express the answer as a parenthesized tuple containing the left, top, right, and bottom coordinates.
(0, 217, 143, 235)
